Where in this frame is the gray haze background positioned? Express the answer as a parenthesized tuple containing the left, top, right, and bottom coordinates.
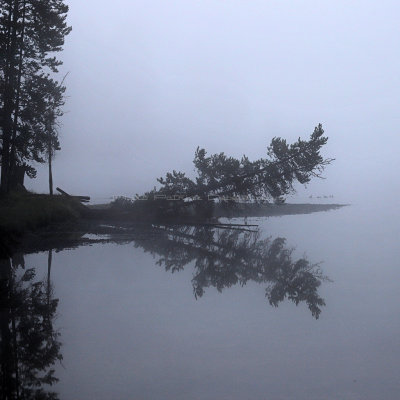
(25, 0, 400, 203)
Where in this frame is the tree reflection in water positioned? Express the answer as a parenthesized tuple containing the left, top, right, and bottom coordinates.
(133, 225, 330, 319)
(0, 250, 62, 400)
(0, 223, 330, 398)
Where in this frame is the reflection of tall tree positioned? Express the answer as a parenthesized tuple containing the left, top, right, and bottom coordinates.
(135, 225, 329, 318)
(0, 251, 62, 400)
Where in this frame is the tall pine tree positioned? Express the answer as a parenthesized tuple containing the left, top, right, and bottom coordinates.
(0, 0, 71, 193)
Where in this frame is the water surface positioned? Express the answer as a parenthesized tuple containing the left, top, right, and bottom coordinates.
(7, 202, 400, 399)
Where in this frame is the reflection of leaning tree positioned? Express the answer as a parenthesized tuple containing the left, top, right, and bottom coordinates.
(0, 251, 62, 400)
(134, 225, 330, 318)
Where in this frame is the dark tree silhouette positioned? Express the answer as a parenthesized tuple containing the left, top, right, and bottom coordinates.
(0, 0, 71, 193)
(156, 124, 333, 203)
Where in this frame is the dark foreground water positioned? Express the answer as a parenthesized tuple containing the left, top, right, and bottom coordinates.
(2, 201, 400, 400)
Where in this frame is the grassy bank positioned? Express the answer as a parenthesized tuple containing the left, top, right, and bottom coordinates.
(0, 191, 86, 235)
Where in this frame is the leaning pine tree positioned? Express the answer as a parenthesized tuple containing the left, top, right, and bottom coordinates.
(155, 124, 333, 204)
(0, 0, 71, 193)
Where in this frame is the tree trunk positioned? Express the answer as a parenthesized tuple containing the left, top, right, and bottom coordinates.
(0, 0, 20, 194)
(9, 0, 27, 187)
(48, 147, 53, 196)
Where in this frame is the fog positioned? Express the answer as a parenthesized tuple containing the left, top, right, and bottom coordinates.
(26, 0, 400, 204)
(6, 3, 399, 398)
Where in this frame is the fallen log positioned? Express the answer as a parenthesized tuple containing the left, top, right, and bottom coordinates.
(56, 187, 90, 202)
(56, 187, 70, 196)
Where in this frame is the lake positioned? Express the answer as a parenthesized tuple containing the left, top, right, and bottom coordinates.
(3, 200, 400, 400)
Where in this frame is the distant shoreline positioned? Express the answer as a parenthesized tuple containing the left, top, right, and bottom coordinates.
(214, 202, 348, 218)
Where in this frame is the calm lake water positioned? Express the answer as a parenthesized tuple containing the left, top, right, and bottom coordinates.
(7, 201, 400, 399)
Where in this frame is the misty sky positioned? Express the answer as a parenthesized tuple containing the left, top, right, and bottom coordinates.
(26, 0, 400, 203)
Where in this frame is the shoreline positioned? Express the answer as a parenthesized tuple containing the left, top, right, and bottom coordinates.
(0, 195, 348, 256)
